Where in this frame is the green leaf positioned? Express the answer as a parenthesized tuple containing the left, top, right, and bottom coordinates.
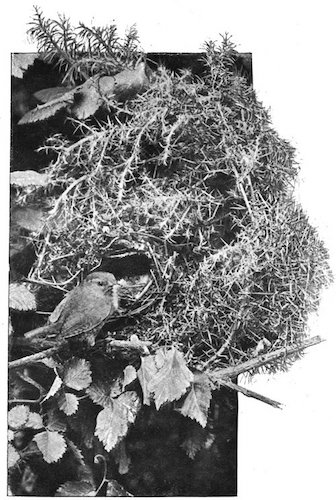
(95, 391, 141, 452)
(42, 372, 63, 402)
(58, 392, 79, 416)
(9, 284, 36, 311)
(148, 348, 194, 410)
(33, 430, 67, 463)
(106, 479, 133, 496)
(10, 170, 49, 187)
(26, 411, 44, 429)
(8, 444, 20, 468)
(12, 53, 38, 78)
(122, 365, 137, 390)
(86, 381, 111, 407)
(56, 481, 95, 496)
(137, 355, 158, 405)
(175, 372, 212, 427)
(63, 358, 92, 391)
(8, 405, 30, 429)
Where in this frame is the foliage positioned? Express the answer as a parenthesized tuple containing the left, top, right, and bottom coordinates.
(9, 9, 332, 496)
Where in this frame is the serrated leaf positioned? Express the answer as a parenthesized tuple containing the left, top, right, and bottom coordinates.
(18, 95, 73, 125)
(110, 377, 123, 398)
(9, 284, 36, 311)
(175, 372, 212, 427)
(8, 429, 14, 442)
(106, 479, 133, 497)
(137, 355, 158, 405)
(33, 430, 67, 463)
(123, 365, 137, 390)
(10, 170, 49, 187)
(26, 411, 43, 429)
(8, 405, 29, 429)
(42, 372, 63, 402)
(66, 440, 93, 483)
(56, 481, 95, 496)
(63, 358, 92, 391)
(8, 444, 20, 468)
(86, 382, 111, 407)
(46, 408, 67, 433)
(147, 348, 194, 410)
(12, 53, 38, 78)
(95, 391, 140, 452)
(58, 392, 79, 416)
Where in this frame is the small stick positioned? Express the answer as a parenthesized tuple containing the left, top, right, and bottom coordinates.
(221, 379, 282, 409)
(8, 345, 66, 371)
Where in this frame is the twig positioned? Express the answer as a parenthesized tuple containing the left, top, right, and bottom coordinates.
(208, 336, 324, 380)
(8, 345, 66, 371)
(221, 379, 282, 409)
(48, 174, 88, 217)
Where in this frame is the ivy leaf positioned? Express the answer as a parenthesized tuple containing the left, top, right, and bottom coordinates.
(175, 372, 212, 428)
(33, 430, 67, 463)
(42, 372, 63, 402)
(95, 391, 141, 452)
(56, 481, 95, 496)
(10, 170, 49, 187)
(8, 405, 29, 429)
(63, 358, 92, 391)
(122, 365, 137, 390)
(148, 348, 194, 410)
(58, 392, 79, 416)
(137, 355, 158, 405)
(9, 284, 36, 311)
(26, 411, 44, 429)
(8, 444, 20, 468)
(106, 479, 133, 496)
(86, 381, 111, 407)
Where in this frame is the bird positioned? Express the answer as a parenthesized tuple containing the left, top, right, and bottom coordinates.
(24, 272, 120, 346)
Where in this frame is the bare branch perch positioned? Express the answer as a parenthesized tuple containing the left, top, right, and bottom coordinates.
(221, 379, 282, 409)
(8, 344, 66, 371)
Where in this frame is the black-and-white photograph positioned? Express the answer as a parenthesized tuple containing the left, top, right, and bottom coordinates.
(3, 1, 335, 498)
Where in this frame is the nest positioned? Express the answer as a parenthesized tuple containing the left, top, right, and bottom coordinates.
(27, 39, 331, 373)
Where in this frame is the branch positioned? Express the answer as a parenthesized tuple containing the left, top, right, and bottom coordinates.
(221, 379, 282, 409)
(208, 336, 324, 380)
(8, 344, 66, 371)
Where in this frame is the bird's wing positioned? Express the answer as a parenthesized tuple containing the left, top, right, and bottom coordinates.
(59, 283, 117, 339)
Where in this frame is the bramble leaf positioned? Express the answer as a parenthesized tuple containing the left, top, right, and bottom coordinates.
(46, 408, 67, 433)
(8, 429, 14, 442)
(9, 284, 36, 311)
(122, 365, 137, 390)
(148, 348, 194, 409)
(12, 53, 38, 78)
(58, 392, 79, 416)
(42, 372, 63, 402)
(8, 405, 30, 429)
(56, 481, 95, 496)
(8, 444, 20, 468)
(106, 479, 133, 496)
(33, 430, 67, 463)
(26, 411, 44, 429)
(175, 372, 212, 427)
(137, 355, 158, 405)
(95, 391, 140, 452)
(86, 381, 111, 407)
(63, 358, 92, 391)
